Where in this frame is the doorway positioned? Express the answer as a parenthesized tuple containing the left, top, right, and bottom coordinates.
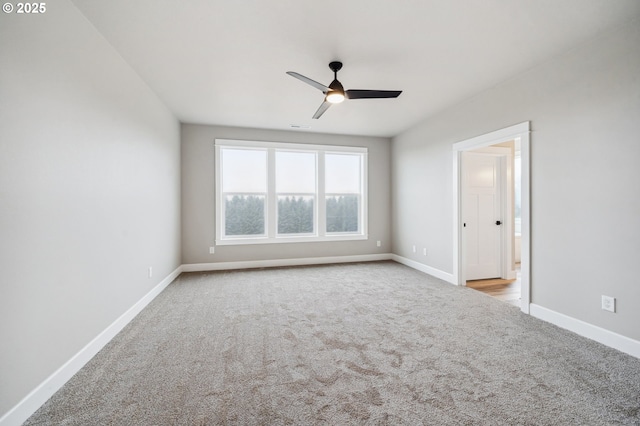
(453, 122, 531, 314)
(462, 147, 512, 281)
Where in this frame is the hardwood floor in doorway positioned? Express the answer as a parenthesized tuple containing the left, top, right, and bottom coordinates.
(466, 266, 521, 307)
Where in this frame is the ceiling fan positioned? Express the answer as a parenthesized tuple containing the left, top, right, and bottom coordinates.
(286, 61, 402, 119)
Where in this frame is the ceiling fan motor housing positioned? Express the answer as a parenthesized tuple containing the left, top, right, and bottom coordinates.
(329, 79, 344, 93)
(329, 61, 343, 73)
(328, 62, 345, 95)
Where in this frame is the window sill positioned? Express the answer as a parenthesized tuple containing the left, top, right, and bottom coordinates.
(216, 234, 368, 246)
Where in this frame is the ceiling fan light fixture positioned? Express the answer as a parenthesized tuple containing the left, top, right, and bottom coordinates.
(326, 77, 345, 103)
(286, 61, 402, 119)
(326, 91, 345, 103)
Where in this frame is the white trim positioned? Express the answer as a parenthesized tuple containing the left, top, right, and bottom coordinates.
(453, 122, 530, 151)
(1, 254, 392, 425)
(391, 255, 456, 285)
(530, 304, 640, 359)
(215, 138, 368, 153)
(215, 233, 368, 246)
(181, 253, 393, 272)
(519, 132, 531, 313)
(5, 258, 639, 426)
(0, 266, 183, 426)
(215, 140, 368, 245)
(452, 121, 531, 314)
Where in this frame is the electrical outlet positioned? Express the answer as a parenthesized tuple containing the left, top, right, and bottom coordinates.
(412, 245, 416, 253)
(148, 267, 153, 278)
(209, 246, 215, 254)
(601, 295, 615, 313)
(423, 248, 427, 256)
(376, 240, 381, 247)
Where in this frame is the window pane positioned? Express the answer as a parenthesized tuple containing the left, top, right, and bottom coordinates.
(277, 195, 314, 234)
(325, 153, 361, 193)
(326, 195, 359, 233)
(224, 194, 265, 236)
(276, 151, 316, 193)
(221, 148, 267, 193)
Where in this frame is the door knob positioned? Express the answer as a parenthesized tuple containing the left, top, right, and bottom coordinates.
(495, 220, 502, 225)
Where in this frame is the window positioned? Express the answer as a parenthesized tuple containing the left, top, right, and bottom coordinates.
(325, 153, 362, 233)
(276, 150, 316, 236)
(220, 147, 267, 238)
(215, 139, 367, 245)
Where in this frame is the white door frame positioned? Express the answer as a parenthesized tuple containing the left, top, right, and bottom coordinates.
(453, 122, 531, 314)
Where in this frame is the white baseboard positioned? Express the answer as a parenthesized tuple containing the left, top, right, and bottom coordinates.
(1, 254, 392, 426)
(391, 254, 456, 285)
(181, 253, 393, 272)
(10, 258, 637, 426)
(0, 266, 183, 426)
(530, 304, 640, 359)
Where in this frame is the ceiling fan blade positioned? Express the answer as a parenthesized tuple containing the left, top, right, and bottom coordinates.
(345, 90, 402, 100)
(312, 101, 331, 119)
(287, 71, 330, 93)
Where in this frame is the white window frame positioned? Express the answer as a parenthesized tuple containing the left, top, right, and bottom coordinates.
(215, 139, 368, 245)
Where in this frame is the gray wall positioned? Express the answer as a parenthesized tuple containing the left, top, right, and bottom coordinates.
(181, 124, 391, 264)
(0, 1, 181, 416)
(392, 17, 640, 340)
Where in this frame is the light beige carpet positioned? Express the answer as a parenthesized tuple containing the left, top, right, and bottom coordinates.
(25, 261, 640, 425)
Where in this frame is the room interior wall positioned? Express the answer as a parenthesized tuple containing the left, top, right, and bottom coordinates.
(0, 0, 181, 417)
(181, 124, 391, 265)
(2, 3, 638, 423)
(392, 16, 640, 341)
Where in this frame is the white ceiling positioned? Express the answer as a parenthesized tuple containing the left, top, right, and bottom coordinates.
(71, 0, 640, 138)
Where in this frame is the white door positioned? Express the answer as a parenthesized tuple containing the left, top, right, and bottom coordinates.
(463, 151, 502, 280)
